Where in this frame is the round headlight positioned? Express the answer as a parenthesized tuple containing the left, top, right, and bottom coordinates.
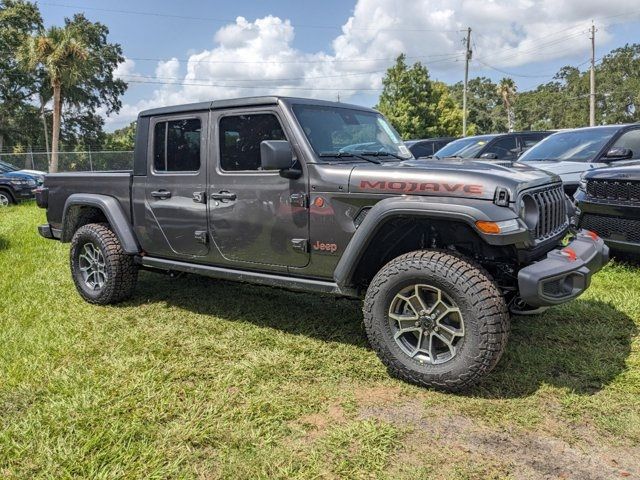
(520, 194, 539, 230)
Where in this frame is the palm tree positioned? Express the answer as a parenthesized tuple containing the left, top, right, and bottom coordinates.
(496, 77, 517, 132)
(21, 26, 88, 173)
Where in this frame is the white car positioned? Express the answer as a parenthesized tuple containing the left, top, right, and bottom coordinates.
(518, 125, 640, 195)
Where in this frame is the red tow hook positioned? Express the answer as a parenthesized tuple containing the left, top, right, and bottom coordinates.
(560, 247, 578, 262)
(583, 230, 600, 241)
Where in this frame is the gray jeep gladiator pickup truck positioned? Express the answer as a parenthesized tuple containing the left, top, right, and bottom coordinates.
(36, 96, 609, 391)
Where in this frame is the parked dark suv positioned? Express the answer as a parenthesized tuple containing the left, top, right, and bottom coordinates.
(434, 132, 551, 161)
(0, 173, 37, 206)
(575, 163, 640, 255)
(405, 137, 456, 158)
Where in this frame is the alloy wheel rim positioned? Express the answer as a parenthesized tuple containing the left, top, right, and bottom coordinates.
(388, 284, 465, 365)
(78, 242, 107, 290)
(0, 194, 9, 207)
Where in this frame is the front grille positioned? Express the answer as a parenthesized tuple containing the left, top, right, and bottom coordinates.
(579, 213, 640, 243)
(522, 185, 568, 241)
(586, 179, 640, 203)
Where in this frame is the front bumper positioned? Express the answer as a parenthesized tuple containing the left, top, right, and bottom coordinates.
(15, 186, 36, 200)
(517, 230, 609, 307)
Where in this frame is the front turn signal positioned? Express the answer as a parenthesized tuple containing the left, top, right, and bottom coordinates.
(475, 219, 520, 234)
(475, 221, 501, 234)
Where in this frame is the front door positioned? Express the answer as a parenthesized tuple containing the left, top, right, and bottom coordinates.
(208, 109, 309, 268)
(145, 112, 209, 258)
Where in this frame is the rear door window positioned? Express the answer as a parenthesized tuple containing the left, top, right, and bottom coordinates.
(153, 118, 201, 172)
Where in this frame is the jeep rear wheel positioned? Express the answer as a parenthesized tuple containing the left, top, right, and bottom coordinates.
(70, 223, 138, 304)
(363, 250, 509, 391)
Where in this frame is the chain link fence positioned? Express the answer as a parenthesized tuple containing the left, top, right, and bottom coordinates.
(0, 151, 134, 172)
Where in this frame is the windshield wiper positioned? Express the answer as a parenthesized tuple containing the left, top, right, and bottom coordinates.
(360, 150, 406, 161)
(319, 151, 381, 165)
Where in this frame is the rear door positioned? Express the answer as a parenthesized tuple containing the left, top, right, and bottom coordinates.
(207, 107, 309, 268)
(144, 112, 209, 258)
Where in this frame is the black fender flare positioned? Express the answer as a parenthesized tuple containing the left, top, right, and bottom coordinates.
(333, 196, 527, 288)
(61, 193, 140, 254)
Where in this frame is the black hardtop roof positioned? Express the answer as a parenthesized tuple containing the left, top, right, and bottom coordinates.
(138, 96, 378, 118)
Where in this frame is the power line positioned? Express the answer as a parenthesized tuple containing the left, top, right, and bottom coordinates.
(117, 70, 388, 83)
(126, 52, 464, 65)
(40, 2, 461, 32)
(473, 59, 558, 78)
(124, 79, 384, 91)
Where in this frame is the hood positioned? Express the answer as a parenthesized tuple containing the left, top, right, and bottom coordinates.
(19, 169, 46, 176)
(4, 171, 33, 180)
(349, 158, 560, 201)
(584, 162, 640, 181)
(521, 160, 592, 176)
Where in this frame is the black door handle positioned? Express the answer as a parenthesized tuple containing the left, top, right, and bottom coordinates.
(210, 191, 237, 201)
(151, 190, 172, 200)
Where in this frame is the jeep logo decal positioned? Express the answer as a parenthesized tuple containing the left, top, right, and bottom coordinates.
(312, 241, 338, 253)
(359, 180, 483, 195)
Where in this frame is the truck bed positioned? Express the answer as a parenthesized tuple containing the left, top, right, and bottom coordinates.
(43, 171, 133, 231)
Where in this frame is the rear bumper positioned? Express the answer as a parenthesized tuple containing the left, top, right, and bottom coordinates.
(517, 230, 609, 307)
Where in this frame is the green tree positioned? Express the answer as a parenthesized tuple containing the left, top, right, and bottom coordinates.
(21, 25, 89, 172)
(596, 44, 640, 124)
(104, 121, 137, 151)
(20, 13, 126, 171)
(376, 54, 467, 139)
(496, 78, 517, 132)
(0, 0, 43, 151)
(449, 77, 503, 134)
(57, 14, 127, 149)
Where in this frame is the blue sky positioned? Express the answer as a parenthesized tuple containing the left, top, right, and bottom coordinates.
(37, 0, 640, 130)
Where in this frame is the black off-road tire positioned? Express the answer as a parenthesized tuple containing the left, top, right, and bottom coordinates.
(70, 223, 138, 305)
(363, 250, 510, 391)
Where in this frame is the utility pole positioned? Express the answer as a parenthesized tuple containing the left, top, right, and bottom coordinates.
(589, 22, 596, 126)
(463, 27, 472, 137)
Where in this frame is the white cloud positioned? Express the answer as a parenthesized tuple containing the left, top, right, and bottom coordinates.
(113, 57, 136, 79)
(105, 0, 637, 128)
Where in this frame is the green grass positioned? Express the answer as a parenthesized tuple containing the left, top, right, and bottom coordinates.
(1, 203, 639, 479)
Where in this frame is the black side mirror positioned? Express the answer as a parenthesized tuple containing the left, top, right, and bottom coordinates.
(479, 152, 498, 159)
(604, 147, 633, 160)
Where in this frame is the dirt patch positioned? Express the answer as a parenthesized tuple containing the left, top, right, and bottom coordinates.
(358, 401, 639, 480)
(291, 403, 347, 443)
(353, 385, 406, 407)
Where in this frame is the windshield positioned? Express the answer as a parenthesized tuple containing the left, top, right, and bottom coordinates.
(519, 127, 619, 162)
(292, 104, 412, 159)
(434, 136, 494, 158)
(0, 161, 18, 172)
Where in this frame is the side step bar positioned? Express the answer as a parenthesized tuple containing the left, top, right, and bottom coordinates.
(139, 256, 358, 297)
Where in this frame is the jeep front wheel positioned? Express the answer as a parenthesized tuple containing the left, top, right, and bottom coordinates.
(70, 223, 138, 304)
(363, 250, 509, 391)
